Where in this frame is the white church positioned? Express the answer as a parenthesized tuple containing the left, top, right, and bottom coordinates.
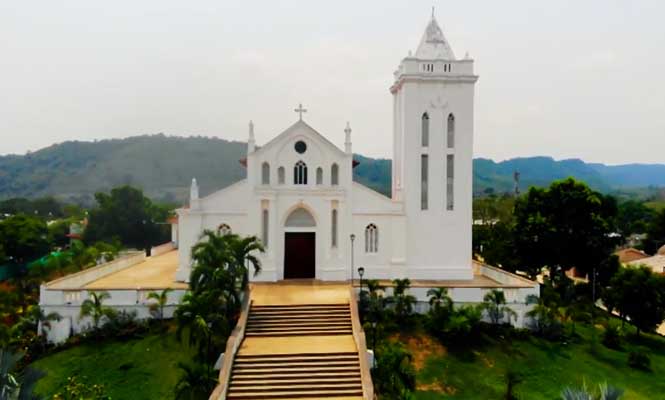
(175, 14, 477, 283)
(40, 14, 538, 343)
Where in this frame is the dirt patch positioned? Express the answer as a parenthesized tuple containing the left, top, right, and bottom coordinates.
(391, 333, 447, 371)
(417, 380, 457, 395)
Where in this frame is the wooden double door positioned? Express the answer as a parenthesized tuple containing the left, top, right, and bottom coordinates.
(284, 232, 315, 279)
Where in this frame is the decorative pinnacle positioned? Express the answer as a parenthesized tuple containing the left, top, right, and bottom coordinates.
(344, 121, 352, 135)
(248, 120, 255, 140)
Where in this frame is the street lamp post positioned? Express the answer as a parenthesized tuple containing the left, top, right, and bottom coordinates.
(371, 321, 377, 368)
(350, 234, 356, 286)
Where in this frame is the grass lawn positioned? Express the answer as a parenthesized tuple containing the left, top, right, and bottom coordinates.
(400, 324, 665, 400)
(31, 329, 196, 399)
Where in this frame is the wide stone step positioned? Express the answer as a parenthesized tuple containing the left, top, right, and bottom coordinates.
(234, 362, 359, 371)
(230, 377, 361, 386)
(249, 312, 350, 319)
(245, 330, 352, 337)
(230, 372, 361, 381)
(232, 365, 360, 375)
(235, 356, 358, 365)
(251, 303, 349, 309)
(228, 384, 362, 393)
(226, 388, 363, 400)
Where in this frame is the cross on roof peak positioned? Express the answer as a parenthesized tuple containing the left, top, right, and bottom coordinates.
(294, 103, 307, 121)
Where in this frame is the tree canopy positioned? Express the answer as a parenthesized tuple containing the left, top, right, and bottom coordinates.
(0, 214, 49, 265)
(84, 186, 170, 250)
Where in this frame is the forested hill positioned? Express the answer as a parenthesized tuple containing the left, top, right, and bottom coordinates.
(1, 135, 664, 204)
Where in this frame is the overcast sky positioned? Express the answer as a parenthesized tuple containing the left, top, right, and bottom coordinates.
(1, 1, 664, 164)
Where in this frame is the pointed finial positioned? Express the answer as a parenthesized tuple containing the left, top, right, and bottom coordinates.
(344, 122, 352, 154)
(431, 6, 435, 19)
(248, 120, 255, 140)
(464, 51, 470, 59)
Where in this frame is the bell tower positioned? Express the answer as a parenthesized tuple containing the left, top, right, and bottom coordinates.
(390, 12, 478, 279)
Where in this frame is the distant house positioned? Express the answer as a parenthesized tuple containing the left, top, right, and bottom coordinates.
(628, 255, 665, 275)
(615, 248, 649, 264)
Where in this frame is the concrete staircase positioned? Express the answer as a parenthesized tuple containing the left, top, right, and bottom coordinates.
(227, 303, 362, 399)
(227, 352, 363, 399)
(245, 304, 353, 337)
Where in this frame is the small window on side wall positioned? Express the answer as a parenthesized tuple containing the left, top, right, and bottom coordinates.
(278, 167, 285, 184)
(261, 162, 270, 185)
(365, 224, 378, 253)
(218, 224, 232, 235)
(331, 163, 339, 185)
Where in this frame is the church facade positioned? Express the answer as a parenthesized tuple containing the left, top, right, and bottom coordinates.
(174, 15, 477, 283)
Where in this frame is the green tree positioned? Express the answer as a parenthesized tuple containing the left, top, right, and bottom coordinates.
(12, 305, 61, 338)
(387, 279, 416, 323)
(79, 291, 115, 331)
(513, 178, 618, 281)
(482, 289, 517, 325)
(604, 266, 665, 336)
(643, 208, 665, 255)
(84, 186, 170, 250)
(0, 214, 49, 264)
(372, 342, 416, 400)
(616, 200, 655, 237)
(148, 288, 174, 323)
(173, 361, 217, 400)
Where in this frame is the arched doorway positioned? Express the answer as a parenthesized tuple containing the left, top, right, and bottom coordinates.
(283, 208, 316, 279)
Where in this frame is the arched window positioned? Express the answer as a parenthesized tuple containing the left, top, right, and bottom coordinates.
(316, 167, 323, 185)
(278, 166, 285, 184)
(365, 224, 378, 253)
(217, 223, 232, 235)
(447, 113, 455, 149)
(421, 112, 429, 147)
(294, 161, 307, 185)
(331, 163, 339, 185)
(261, 162, 270, 185)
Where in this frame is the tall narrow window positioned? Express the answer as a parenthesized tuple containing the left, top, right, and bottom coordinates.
(294, 161, 307, 185)
(262, 209, 269, 247)
(365, 224, 378, 253)
(447, 113, 455, 149)
(278, 166, 285, 184)
(421, 154, 428, 210)
(421, 112, 429, 147)
(331, 163, 339, 185)
(331, 209, 338, 248)
(446, 155, 454, 210)
(261, 162, 270, 185)
(316, 167, 323, 185)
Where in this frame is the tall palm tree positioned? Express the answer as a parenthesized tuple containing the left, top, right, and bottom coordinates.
(175, 291, 227, 360)
(482, 289, 517, 325)
(13, 305, 61, 338)
(148, 288, 174, 323)
(389, 279, 416, 322)
(79, 291, 115, 330)
(427, 288, 453, 312)
(227, 234, 264, 293)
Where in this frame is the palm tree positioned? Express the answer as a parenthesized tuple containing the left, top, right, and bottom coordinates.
(13, 305, 61, 338)
(561, 383, 623, 400)
(175, 292, 227, 360)
(0, 349, 44, 400)
(427, 288, 453, 312)
(79, 291, 115, 331)
(482, 289, 517, 325)
(389, 279, 416, 322)
(173, 361, 217, 400)
(148, 288, 174, 323)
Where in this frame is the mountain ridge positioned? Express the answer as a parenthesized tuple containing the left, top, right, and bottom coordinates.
(1, 135, 664, 203)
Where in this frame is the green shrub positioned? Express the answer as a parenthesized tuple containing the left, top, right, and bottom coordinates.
(602, 322, 623, 350)
(627, 351, 651, 371)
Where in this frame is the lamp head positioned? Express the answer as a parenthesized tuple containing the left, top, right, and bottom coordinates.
(358, 267, 365, 278)
(350, 233, 356, 242)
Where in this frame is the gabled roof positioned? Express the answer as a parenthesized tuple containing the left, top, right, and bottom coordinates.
(415, 14, 455, 60)
(252, 119, 347, 158)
